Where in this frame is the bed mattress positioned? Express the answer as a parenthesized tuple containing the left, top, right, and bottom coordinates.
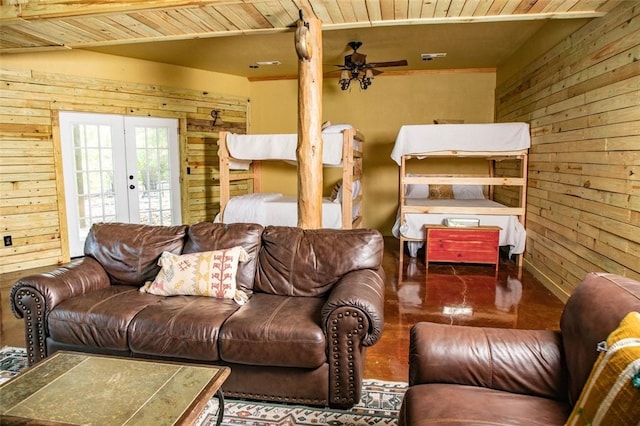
(391, 122, 530, 165)
(226, 126, 359, 169)
(216, 193, 345, 229)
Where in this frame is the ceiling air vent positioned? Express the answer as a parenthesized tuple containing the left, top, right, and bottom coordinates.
(421, 53, 447, 61)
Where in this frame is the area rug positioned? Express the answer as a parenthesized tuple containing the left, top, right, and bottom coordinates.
(1, 346, 406, 425)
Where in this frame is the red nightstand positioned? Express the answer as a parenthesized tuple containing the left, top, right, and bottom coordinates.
(424, 225, 501, 270)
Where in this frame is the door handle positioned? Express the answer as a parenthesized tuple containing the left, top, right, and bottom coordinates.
(129, 185, 135, 189)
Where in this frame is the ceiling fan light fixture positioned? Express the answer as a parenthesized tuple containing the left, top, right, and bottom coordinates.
(339, 70, 351, 90)
(336, 41, 407, 91)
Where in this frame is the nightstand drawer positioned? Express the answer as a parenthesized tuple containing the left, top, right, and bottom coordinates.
(424, 225, 501, 269)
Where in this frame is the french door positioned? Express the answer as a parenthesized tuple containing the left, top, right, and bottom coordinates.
(60, 112, 181, 257)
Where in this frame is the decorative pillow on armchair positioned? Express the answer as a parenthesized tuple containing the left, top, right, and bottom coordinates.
(565, 311, 640, 426)
(140, 246, 249, 304)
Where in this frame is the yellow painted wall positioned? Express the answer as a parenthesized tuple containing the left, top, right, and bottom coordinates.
(0, 50, 249, 97)
(249, 71, 497, 234)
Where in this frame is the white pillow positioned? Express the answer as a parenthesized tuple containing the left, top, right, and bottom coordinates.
(452, 184, 485, 199)
(140, 247, 250, 304)
(331, 180, 361, 204)
(405, 174, 429, 199)
(322, 124, 353, 134)
(330, 181, 342, 202)
(405, 184, 429, 199)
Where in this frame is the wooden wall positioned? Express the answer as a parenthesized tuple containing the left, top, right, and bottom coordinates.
(0, 69, 247, 274)
(495, 2, 639, 299)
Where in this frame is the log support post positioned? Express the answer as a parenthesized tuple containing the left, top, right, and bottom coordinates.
(296, 15, 323, 229)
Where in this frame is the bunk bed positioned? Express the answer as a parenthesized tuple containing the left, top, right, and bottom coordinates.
(391, 122, 530, 267)
(217, 125, 364, 229)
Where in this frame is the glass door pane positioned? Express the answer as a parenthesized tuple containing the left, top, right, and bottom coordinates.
(61, 112, 126, 257)
(125, 117, 180, 226)
(61, 113, 180, 258)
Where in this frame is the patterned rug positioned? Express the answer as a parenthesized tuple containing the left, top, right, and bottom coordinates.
(1, 346, 406, 425)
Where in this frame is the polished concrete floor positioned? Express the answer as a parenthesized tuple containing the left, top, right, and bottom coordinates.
(363, 237, 566, 382)
(1, 237, 566, 383)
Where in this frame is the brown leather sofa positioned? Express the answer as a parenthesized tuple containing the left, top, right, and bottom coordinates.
(10, 222, 385, 409)
(398, 272, 640, 425)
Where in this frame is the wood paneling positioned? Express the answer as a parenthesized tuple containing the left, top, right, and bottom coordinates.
(495, 1, 639, 299)
(0, 1, 617, 53)
(0, 69, 247, 273)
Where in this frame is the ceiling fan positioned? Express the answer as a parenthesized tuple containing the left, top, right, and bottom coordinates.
(333, 41, 408, 90)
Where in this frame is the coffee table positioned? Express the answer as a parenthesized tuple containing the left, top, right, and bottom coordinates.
(0, 351, 230, 426)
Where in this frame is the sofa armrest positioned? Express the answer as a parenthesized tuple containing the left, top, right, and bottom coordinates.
(409, 322, 568, 401)
(10, 256, 111, 364)
(321, 268, 385, 408)
(322, 268, 385, 346)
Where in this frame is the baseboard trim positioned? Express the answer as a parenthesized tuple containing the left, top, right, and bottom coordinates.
(524, 258, 571, 303)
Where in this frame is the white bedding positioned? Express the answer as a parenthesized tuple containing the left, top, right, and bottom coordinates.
(226, 125, 358, 170)
(392, 199, 526, 257)
(391, 122, 530, 165)
(216, 193, 355, 229)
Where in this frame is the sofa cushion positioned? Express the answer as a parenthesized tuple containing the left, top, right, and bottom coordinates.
(139, 247, 248, 300)
(560, 273, 640, 404)
(48, 285, 159, 351)
(399, 384, 570, 426)
(255, 226, 384, 296)
(182, 222, 264, 294)
(566, 311, 640, 426)
(84, 222, 188, 286)
(129, 295, 241, 361)
(219, 293, 326, 368)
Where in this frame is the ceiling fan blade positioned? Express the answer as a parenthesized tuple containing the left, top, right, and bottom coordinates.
(371, 68, 384, 76)
(365, 59, 408, 68)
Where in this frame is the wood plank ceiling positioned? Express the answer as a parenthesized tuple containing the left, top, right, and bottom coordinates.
(0, 0, 619, 53)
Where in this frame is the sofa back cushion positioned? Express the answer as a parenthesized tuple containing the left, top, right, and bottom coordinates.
(182, 222, 264, 294)
(84, 222, 188, 286)
(255, 226, 384, 296)
(560, 272, 640, 405)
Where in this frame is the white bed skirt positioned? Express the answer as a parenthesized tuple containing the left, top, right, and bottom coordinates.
(392, 199, 526, 257)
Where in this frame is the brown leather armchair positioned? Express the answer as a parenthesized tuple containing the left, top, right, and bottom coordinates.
(398, 272, 640, 425)
(11, 222, 385, 409)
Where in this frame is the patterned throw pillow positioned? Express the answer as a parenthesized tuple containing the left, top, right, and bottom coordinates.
(565, 311, 640, 426)
(428, 184, 453, 199)
(140, 247, 249, 304)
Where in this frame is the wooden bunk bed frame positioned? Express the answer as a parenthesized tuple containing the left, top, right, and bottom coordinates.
(218, 128, 364, 229)
(398, 148, 528, 268)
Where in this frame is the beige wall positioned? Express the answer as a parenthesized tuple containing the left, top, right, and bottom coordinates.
(1, 50, 249, 97)
(250, 71, 497, 234)
(496, 1, 640, 298)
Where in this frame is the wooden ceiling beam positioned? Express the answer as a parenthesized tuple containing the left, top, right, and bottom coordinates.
(0, 1, 231, 22)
